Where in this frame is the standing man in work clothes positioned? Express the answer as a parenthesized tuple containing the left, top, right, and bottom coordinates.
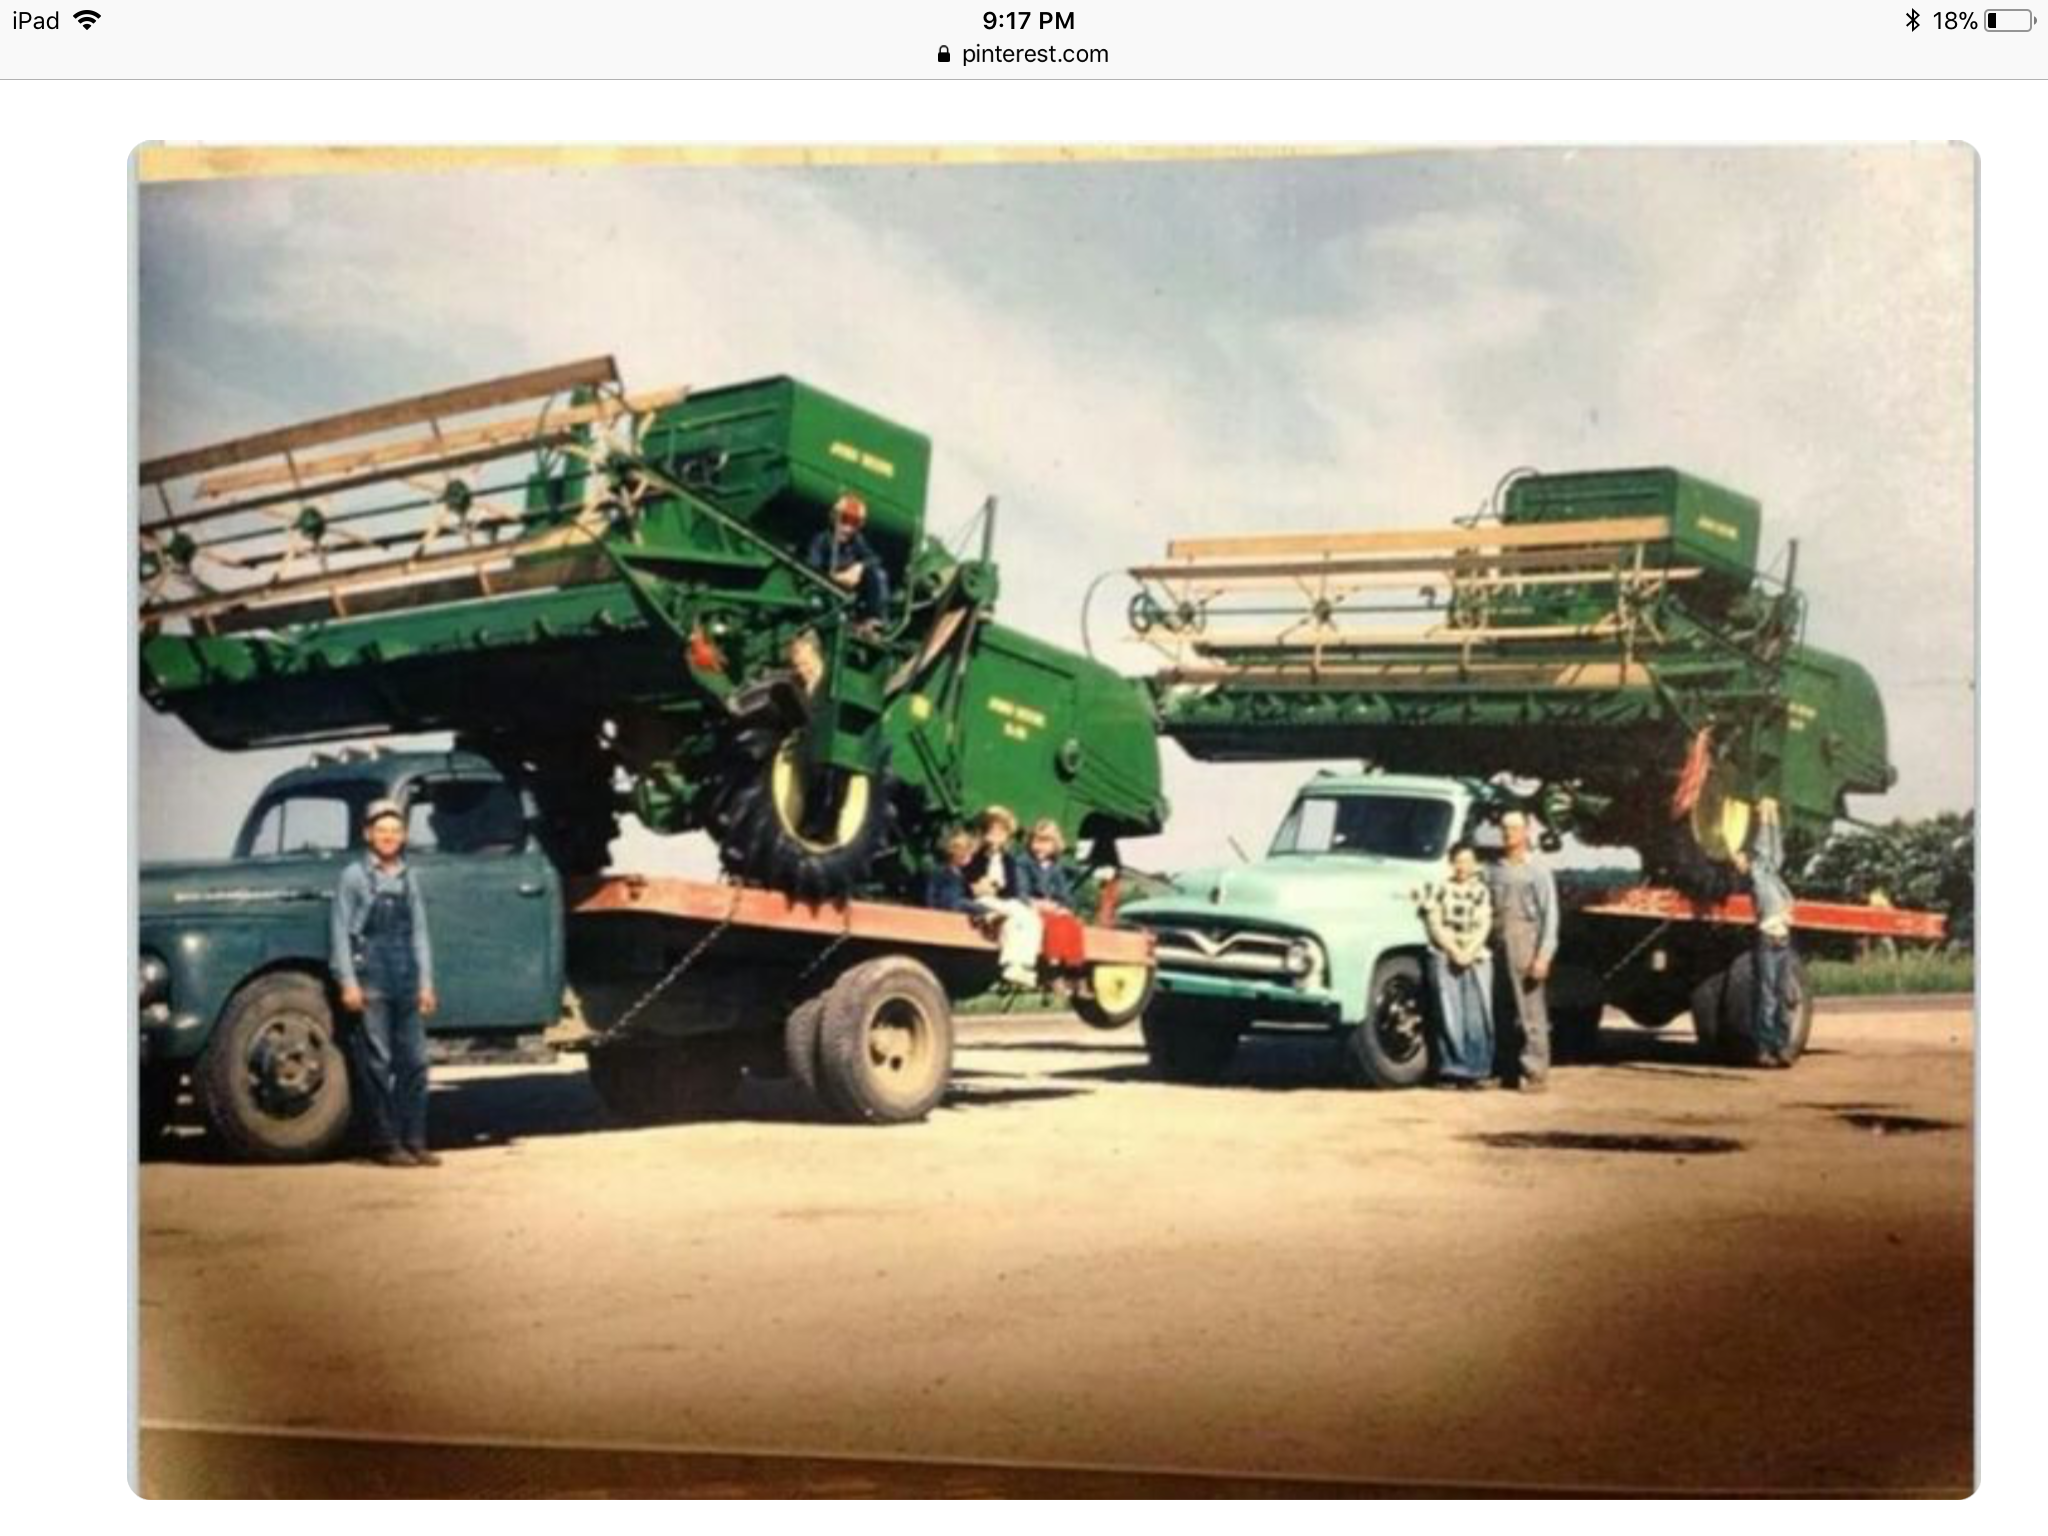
(332, 800, 441, 1167)
(1732, 796, 1797, 1067)
(1487, 810, 1560, 1092)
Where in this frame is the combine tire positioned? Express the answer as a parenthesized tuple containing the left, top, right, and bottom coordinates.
(1072, 963, 1154, 1030)
(1140, 997, 1241, 1084)
(1340, 955, 1433, 1089)
(587, 1037, 743, 1124)
(714, 728, 893, 902)
(1713, 949, 1814, 1066)
(814, 957, 954, 1124)
(192, 973, 353, 1162)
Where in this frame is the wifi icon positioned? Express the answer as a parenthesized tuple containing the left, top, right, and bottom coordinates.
(73, 8, 101, 26)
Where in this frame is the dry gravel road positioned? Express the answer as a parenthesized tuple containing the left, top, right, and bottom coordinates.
(138, 1000, 1974, 1496)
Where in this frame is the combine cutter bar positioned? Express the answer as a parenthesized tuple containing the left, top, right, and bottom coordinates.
(139, 356, 692, 632)
(1156, 661, 1653, 689)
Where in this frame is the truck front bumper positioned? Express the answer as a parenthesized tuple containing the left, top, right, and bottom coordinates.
(139, 1008, 208, 1065)
(1153, 970, 1342, 1024)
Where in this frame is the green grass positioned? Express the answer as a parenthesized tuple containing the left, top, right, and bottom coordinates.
(954, 988, 1065, 1016)
(1805, 950, 1975, 997)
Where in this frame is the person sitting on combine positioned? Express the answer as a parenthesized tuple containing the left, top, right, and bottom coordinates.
(1022, 818, 1077, 912)
(1420, 842, 1495, 1090)
(924, 828, 981, 913)
(966, 805, 1044, 989)
(806, 492, 890, 633)
(1730, 795, 1797, 1067)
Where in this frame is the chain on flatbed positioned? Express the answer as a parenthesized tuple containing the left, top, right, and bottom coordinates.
(605, 887, 745, 1039)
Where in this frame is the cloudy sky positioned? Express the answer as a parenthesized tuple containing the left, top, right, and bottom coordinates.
(138, 147, 1974, 871)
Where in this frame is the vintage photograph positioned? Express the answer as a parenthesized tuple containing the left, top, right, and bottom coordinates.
(135, 145, 1975, 1495)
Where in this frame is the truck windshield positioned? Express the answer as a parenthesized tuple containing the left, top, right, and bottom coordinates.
(1269, 794, 1455, 861)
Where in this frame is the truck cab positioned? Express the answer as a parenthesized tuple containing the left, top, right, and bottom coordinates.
(140, 749, 566, 1159)
(1121, 772, 1498, 1088)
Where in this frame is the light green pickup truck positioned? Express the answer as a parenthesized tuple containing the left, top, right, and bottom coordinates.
(1119, 770, 1823, 1088)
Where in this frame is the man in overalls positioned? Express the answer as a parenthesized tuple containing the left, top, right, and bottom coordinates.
(1487, 810, 1560, 1092)
(1732, 796, 1797, 1067)
(332, 799, 440, 1166)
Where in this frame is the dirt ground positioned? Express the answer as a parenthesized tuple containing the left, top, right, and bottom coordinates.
(137, 1000, 1975, 1496)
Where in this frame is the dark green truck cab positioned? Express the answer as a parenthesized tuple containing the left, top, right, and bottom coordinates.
(140, 750, 566, 1159)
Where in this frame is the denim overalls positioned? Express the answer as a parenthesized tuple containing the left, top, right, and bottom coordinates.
(354, 869, 429, 1152)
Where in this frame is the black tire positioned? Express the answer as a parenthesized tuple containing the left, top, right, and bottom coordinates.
(783, 993, 828, 1107)
(1551, 1006, 1604, 1064)
(815, 956, 954, 1124)
(713, 726, 894, 902)
(192, 973, 353, 1163)
(1716, 948, 1814, 1066)
(1072, 963, 1155, 1030)
(1140, 996, 1241, 1084)
(1690, 968, 1728, 1061)
(140, 1063, 179, 1158)
(587, 1037, 743, 1125)
(1340, 955, 1433, 1090)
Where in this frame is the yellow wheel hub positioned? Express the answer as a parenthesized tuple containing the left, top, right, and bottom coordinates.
(1090, 964, 1151, 1017)
(1689, 771, 1753, 864)
(770, 740, 872, 854)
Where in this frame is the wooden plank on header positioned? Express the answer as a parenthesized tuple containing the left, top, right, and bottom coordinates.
(1162, 516, 1672, 563)
(139, 356, 620, 485)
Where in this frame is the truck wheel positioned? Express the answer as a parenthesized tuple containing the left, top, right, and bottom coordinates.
(1140, 997, 1240, 1083)
(192, 973, 353, 1162)
(714, 730, 893, 902)
(140, 1063, 179, 1158)
(1715, 949, 1814, 1066)
(1689, 969, 1727, 1061)
(1073, 963, 1154, 1030)
(1341, 956, 1433, 1089)
(783, 993, 828, 1106)
(587, 1038, 742, 1124)
(1551, 1006, 1604, 1063)
(815, 956, 954, 1124)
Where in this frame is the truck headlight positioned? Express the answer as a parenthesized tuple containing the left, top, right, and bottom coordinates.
(139, 954, 171, 1009)
(1284, 939, 1318, 979)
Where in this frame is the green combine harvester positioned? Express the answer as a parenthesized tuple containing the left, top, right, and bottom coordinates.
(1127, 467, 1896, 878)
(139, 359, 1893, 896)
(140, 358, 1165, 898)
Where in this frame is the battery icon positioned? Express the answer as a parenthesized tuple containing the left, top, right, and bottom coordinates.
(1986, 8, 2034, 27)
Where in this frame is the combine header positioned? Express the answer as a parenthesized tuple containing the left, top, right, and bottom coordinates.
(1128, 468, 1895, 875)
(140, 359, 1166, 897)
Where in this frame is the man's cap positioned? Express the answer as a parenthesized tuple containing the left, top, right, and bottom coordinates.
(363, 798, 405, 828)
(832, 493, 868, 527)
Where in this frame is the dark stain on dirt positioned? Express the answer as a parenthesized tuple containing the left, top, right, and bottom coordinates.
(1469, 1130, 1744, 1155)
(1834, 1112, 1960, 1136)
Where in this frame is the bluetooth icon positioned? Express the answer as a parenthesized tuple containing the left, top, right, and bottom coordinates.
(1907, 7, 1921, 25)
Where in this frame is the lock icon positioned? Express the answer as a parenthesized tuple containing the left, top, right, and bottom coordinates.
(938, 45, 951, 62)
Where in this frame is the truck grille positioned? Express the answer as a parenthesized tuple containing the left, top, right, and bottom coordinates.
(1149, 926, 1315, 985)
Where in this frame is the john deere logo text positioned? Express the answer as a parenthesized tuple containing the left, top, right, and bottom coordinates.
(829, 440, 896, 479)
(988, 695, 1047, 743)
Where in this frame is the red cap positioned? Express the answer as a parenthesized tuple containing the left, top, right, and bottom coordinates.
(832, 493, 868, 528)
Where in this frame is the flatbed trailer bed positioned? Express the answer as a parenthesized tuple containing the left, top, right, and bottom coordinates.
(558, 873, 1156, 1125)
(1550, 882, 1948, 1064)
